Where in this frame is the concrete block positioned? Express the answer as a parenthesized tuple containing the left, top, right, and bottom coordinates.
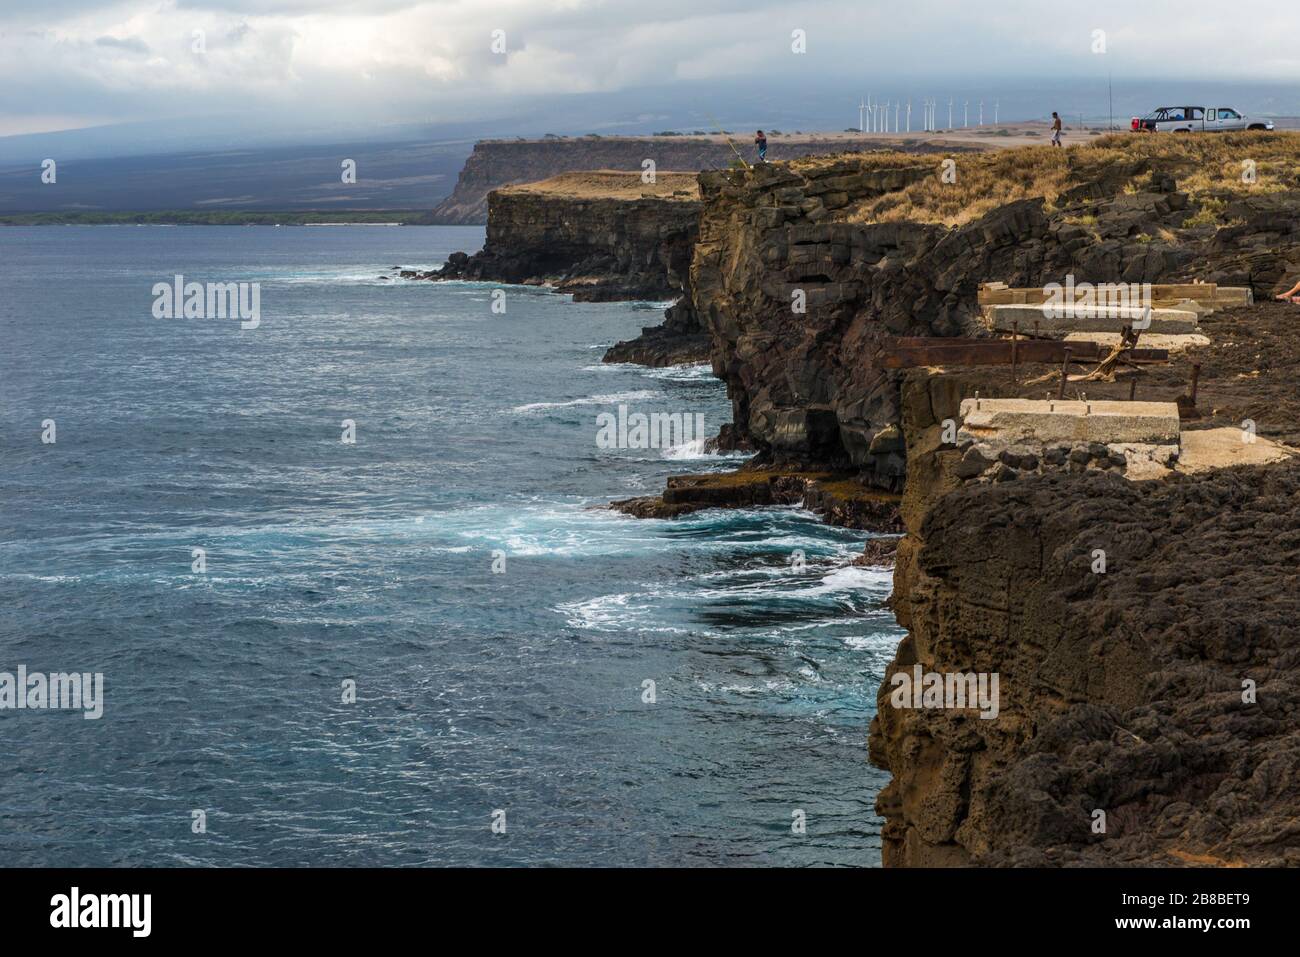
(984, 303, 1201, 335)
(1213, 286, 1254, 307)
(959, 398, 1181, 447)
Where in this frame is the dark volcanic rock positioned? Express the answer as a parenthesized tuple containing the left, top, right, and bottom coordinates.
(433, 186, 701, 304)
(603, 298, 711, 367)
(679, 151, 1300, 492)
(873, 462, 1300, 867)
(856, 536, 901, 567)
(611, 469, 902, 532)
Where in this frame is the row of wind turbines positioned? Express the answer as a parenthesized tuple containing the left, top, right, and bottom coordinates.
(857, 96, 1000, 133)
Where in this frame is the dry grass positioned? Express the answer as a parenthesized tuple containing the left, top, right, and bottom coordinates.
(500, 169, 701, 200)
(803, 131, 1300, 228)
(853, 145, 1070, 226)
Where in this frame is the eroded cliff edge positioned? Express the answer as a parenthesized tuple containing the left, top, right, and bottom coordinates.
(677, 136, 1300, 489)
(430, 171, 702, 302)
(673, 133, 1300, 866)
(867, 359, 1300, 867)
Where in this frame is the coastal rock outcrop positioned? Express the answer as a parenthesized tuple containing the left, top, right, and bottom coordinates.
(430, 171, 702, 304)
(611, 469, 903, 532)
(866, 293, 1300, 867)
(674, 136, 1300, 489)
(872, 371, 1300, 866)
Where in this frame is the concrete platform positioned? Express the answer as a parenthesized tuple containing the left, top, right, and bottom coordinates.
(985, 303, 1201, 336)
(959, 398, 1181, 447)
(1178, 427, 1294, 473)
(1208, 286, 1254, 307)
(1063, 331, 1211, 353)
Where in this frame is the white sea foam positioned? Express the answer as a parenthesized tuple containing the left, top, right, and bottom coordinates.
(803, 565, 892, 596)
(842, 632, 903, 650)
(658, 437, 751, 461)
(660, 437, 707, 460)
(556, 592, 692, 634)
(642, 362, 715, 382)
(509, 390, 661, 414)
(265, 270, 404, 287)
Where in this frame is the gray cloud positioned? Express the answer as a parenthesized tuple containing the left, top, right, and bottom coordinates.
(95, 35, 150, 53)
(3, 0, 1299, 140)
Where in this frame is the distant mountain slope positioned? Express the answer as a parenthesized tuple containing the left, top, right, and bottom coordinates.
(0, 139, 473, 213)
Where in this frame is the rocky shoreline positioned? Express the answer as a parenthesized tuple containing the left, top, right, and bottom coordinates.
(611, 467, 903, 531)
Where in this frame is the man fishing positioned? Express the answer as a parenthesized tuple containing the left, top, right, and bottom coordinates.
(755, 130, 768, 162)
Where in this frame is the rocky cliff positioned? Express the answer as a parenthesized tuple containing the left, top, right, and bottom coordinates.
(871, 363, 1300, 866)
(662, 132, 1300, 866)
(428, 171, 702, 306)
(430, 135, 987, 224)
(676, 135, 1300, 489)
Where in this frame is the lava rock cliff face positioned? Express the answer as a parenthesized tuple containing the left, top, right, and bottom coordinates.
(680, 140, 1300, 867)
(683, 152, 1300, 488)
(435, 188, 702, 304)
(870, 371, 1300, 866)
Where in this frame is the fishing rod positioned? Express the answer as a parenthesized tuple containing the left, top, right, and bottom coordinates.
(704, 113, 751, 170)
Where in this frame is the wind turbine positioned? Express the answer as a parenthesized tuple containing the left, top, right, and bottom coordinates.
(994, 99, 1000, 125)
(964, 100, 969, 128)
(979, 99, 984, 126)
(906, 98, 912, 132)
(894, 100, 900, 132)
(948, 98, 953, 130)
(859, 97, 866, 132)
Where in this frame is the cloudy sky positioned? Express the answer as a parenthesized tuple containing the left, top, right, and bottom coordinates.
(3, 0, 1298, 141)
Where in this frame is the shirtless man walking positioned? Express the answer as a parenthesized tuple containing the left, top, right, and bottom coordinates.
(1051, 112, 1063, 147)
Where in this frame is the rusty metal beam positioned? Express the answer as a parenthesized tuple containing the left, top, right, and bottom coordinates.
(878, 337, 1167, 369)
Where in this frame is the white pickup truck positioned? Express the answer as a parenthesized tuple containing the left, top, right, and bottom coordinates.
(1130, 106, 1274, 133)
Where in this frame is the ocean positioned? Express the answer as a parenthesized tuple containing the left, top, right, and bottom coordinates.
(0, 225, 899, 866)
